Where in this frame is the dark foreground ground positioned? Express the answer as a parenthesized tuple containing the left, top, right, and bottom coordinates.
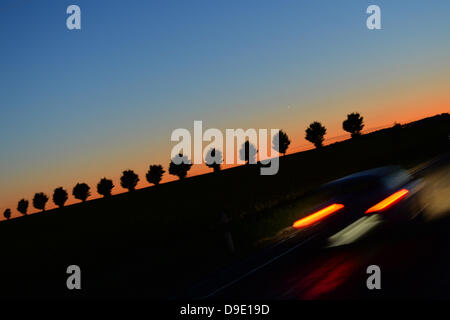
(0, 162, 448, 301)
(0, 114, 448, 300)
(0, 157, 448, 301)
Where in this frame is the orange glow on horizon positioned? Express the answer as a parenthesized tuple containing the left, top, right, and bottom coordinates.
(293, 203, 345, 229)
(365, 189, 409, 214)
(1, 106, 448, 221)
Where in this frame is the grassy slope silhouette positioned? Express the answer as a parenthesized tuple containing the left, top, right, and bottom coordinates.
(0, 113, 448, 298)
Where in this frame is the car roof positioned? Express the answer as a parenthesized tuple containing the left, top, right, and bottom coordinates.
(323, 166, 404, 188)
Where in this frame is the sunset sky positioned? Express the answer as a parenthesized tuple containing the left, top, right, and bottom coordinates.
(1, 0, 449, 217)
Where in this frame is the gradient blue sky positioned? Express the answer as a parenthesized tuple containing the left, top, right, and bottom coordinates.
(1, 0, 449, 216)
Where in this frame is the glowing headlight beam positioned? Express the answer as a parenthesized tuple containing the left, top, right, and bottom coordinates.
(293, 203, 345, 229)
(365, 189, 409, 214)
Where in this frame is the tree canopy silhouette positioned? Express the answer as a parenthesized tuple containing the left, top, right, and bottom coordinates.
(73, 183, 91, 202)
(97, 178, 114, 197)
(343, 112, 364, 138)
(205, 148, 223, 172)
(239, 141, 258, 164)
(305, 121, 327, 148)
(146, 165, 165, 186)
(121, 170, 139, 191)
(17, 199, 28, 215)
(272, 130, 291, 156)
(53, 187, 68, 208)
(33, 192, 48, 212)
(169, 153, 192, 180)
(3, 208, 11, 220)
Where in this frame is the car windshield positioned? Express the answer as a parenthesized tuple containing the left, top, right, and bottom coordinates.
(320, 176, 382, 198)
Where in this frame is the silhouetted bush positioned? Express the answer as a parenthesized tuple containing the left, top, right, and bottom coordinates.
(169, 153, 192, 180)
(33, 192, 48, 212)
(146, 165, 165, 186)
(3, 209, 11, 220)
(392, 122, 403, 130)
(273, 130, 291, 155)
(17, 199, 28, 215)
(73, 183, 91, 202)
(53, 187, 68, 208)
(205, 148, 223, 172)
(239, 141, 257, 164)
(305, 121, 327, 148)
(121, 170, 139, 191)
(97, 178, 114, 197)
(343, 113, 364, 138)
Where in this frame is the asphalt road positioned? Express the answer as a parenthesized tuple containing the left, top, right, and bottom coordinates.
(189, 156, 450, 300)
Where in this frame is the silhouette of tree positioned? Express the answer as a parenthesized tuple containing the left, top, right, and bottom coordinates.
(53, 187, 68, 208)
(272, 130, 291, 156)
(72, 183, 90, 202)
(97, 178, 114, 197)
(3, 209, 11, 220)
(239, 141, 258, 164)
(343, 112, 364, 138)
(169, 153, 192, 180)
(305, 121, 327, 148)
(17, 199, 28, 215)
(146, 165, 165, 186)
(33, 192, 49, 212)
(120, 170, 139, 191)
(391, 122, 404, 138)
(205, 148, 223, 172)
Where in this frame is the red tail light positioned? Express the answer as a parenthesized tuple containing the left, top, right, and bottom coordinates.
(293, 203, 345, 229)
(365, 189, 409, 214)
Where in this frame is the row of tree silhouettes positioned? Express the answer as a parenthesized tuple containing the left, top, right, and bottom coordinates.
(2, 113, 365, 219)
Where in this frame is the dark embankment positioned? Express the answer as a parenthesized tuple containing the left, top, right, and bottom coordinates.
(0, 113, 448, 299)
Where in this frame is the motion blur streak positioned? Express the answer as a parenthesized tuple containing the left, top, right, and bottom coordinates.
(293, 204, 344, 229)
(286, 253, 360, 300)
(365, 189, 409, 214)
(420, 163, 450, 220)
(327, 215, 382, 247)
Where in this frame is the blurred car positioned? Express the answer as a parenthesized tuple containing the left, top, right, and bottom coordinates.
(292, 166, 425, 238)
